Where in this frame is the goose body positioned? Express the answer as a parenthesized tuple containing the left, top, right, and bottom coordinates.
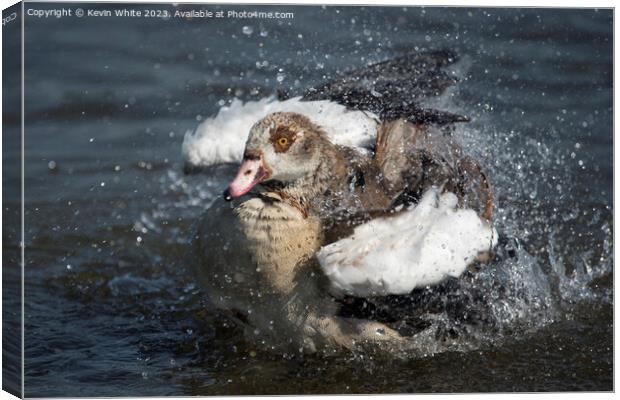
(193, 194, 408, 352)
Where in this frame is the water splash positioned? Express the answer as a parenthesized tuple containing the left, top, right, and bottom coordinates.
(163, 103, 611, 358)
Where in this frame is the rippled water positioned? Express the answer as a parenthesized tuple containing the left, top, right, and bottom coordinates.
(4, 4, 612, 395)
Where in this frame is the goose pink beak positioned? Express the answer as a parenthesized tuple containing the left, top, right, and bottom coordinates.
(223, 158, 271, 201)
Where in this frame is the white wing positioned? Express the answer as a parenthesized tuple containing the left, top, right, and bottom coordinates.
(182, 97, 378, 167)
(316, 187, 498, 297)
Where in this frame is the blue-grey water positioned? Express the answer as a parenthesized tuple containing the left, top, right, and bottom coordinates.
(4, 3, 613, 396)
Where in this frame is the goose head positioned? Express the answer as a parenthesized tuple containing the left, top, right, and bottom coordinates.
(224, 112, 329, 200)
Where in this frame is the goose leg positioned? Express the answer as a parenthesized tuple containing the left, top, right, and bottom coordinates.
(304, 313, 406, 351)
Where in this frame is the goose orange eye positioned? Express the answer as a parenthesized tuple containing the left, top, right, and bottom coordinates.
(278, 137, 289, 146)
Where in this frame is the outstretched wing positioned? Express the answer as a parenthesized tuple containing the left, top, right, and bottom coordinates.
(281, 49, 469, 124)
(316, 188, 497, 298)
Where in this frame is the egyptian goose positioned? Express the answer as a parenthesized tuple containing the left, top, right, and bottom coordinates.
(188, 50, 497, 353)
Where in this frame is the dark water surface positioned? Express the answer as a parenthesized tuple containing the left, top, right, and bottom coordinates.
(7, 3, 613, 395)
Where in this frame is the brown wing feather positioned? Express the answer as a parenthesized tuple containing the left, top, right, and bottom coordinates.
(374, 119, 427, 198)
(373, 119, 494, 220)
(456, 156, 494, 221)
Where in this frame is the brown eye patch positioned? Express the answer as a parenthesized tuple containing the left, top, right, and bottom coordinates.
(270, 126, 297, 153)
